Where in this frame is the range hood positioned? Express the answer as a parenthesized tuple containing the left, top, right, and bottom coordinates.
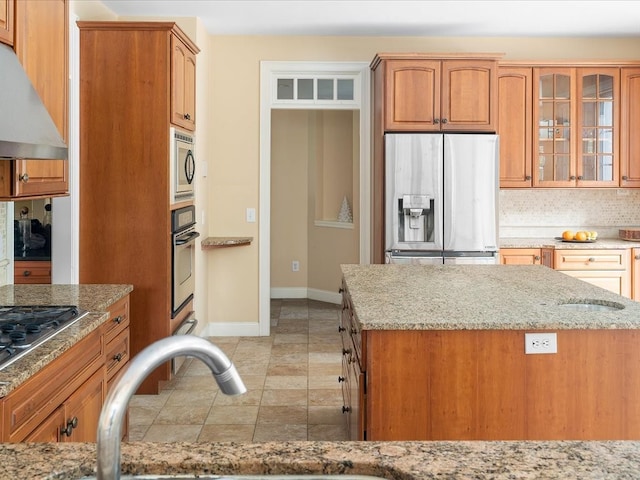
(0, 43, 68, 160)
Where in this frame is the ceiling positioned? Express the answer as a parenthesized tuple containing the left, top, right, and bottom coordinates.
(99, 0, 640, 37)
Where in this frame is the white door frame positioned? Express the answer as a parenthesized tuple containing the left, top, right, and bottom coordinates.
(258, 61, 371, 335)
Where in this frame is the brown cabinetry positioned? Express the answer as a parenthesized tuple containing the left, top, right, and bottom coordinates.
(171, 34, 196, 131)
(0, 294, 130, 442)
(498, 67, 533, 187)
(631, 248, 640, 301)
(373, 55, 498, 132)
(620, 68, 640, 187)
(554, 249, 630, 297)
(13, 260, 51, 284)
(78, 22, 198, 394)
(0, 0, 68, 199)
(0, 0, 13, 46)
(499, 248, 553, 267)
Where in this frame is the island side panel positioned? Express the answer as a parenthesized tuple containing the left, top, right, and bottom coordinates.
(364, 329, 640, 440)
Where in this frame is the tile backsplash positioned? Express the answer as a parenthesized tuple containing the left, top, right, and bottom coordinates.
(500, 189, 640, 238)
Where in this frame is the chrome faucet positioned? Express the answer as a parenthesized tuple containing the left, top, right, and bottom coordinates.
(96, 335, 246, 480)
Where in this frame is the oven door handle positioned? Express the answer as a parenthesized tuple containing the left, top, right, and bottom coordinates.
(175, 231, 200, 246)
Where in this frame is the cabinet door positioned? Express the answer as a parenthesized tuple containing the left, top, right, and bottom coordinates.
(0, 0, 13, 46)
(533, 68, 577, 187)
(498, 67, 533, 187)
(171, 34, 196, 131)
(620, 68, 640, 187)
(576, 68, 619, 187)
(8, 0, 68, 198)
(499, 248, 541, 265)
(441, 60, 496, 131)
(383, 59, 441, 131)
(23, 407, 63, 442)
(14, 260, 51, 284)
(60, 368, 105, 443)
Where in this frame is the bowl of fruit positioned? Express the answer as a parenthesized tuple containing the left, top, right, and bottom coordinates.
(558, 230, 598, 243)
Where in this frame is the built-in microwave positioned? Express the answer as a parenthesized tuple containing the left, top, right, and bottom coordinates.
(170, 127, 195, 203)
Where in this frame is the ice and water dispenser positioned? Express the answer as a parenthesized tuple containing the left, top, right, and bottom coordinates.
(397, 194, 434, 243)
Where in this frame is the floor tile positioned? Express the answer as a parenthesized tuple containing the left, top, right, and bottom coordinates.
(257, 405, 307, 424)
(260, 389, 308, 406)
(144, 424, 201, 442)
(264, 375, 308, 390)
(253, 423, 307, 442)
(199, 424, 255, 442)
(154, 404, 211, 425)
(205, 405, 259, 425)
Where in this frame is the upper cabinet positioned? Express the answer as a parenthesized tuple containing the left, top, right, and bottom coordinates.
(498, 67, 533, 187)
(620, 68, 640, 187)
(0, 0, 13, 46)
(0, 0, 68, 199)
(372, 54, 499, 132)
(171, 34, 197, 131)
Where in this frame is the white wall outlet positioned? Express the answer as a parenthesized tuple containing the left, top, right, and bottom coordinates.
(246, 207, 256, 223)
(292, 260, 300, 272)
(201, 161, 208, 177)
(525, 332, 557, 354)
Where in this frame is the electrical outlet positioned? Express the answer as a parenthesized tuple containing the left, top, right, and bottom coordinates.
(292, 260, 300, 272)
(525, 332, 557, 354)
(246, 208, 256, 223)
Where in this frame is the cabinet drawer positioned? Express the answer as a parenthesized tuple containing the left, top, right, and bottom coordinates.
(554, 249, 628, 271)
(105, 328, 129, 382)
(14, 261, 51, 284)
(103, 295, 130, 345)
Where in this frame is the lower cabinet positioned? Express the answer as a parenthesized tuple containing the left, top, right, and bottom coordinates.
(633, 248, 640, 301)
(499, 248, 553, 267)
(0, 294, 130, 442)
(14, 260, 51, 284)
(554, 249, 631, 298)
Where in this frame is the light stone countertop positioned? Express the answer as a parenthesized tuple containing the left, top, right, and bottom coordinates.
(500, 237, 640, 249)
(2, 440, 640, 479)
(340, 264, 640, 331)
(0, 284, 133, 397)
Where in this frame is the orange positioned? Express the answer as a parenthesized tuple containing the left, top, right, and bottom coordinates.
(575, 231, 587, 241)
(562, 230, 574, 241)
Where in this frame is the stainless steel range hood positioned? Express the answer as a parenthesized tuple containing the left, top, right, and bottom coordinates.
(0, 43, 68, 160)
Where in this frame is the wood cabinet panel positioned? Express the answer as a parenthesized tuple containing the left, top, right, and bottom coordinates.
(60, 367, 104, 442)
(0, 0, 13, 46)
(621, 68, 640, 187)
(498, 67, 533, 187)
(171, 34, 197, 131)
(13, 260, 51, 284)
(23, 407, 63, 442)
(632, 248, 640, 301)
(499, 248, 542, 265)
(554, 249, 630, 297)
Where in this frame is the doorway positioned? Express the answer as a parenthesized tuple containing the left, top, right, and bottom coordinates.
(259, 61, 370, 335)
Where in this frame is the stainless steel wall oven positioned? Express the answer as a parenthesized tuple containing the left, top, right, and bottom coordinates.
(171, 205, 199, 318)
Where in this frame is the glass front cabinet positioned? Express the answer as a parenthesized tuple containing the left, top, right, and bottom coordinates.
(533, 68, 619, 188)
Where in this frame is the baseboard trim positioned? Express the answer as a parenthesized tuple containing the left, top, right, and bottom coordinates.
(201, 322, 262, 337)
(270, 287, 341, 305)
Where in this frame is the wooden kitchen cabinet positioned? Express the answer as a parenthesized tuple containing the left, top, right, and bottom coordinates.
(554, 249, 630, 298)
(13, 260, 51, 284)
(0, 0, 13, 46)
(499, 248, 553, 267)
(372, 54, 499, 132)
(631, 248, 640, 301)
(533, 67, 619, 188)
(171, 34, 196, 131)
(620, 68, 640, 187)
(498, 67, 533, 187)
(78, 22, 199, 394)
(0, 0, 68, 199)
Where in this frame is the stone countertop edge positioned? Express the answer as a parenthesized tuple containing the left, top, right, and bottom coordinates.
(500, 237, 640, 249)
(0, 284, 133, 397)
(201, 236, 253, 249)
(3, 440, 640, 479)
(340, 264, 640, 331)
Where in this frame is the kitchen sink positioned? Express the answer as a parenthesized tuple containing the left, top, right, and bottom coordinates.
(558, 300, 625, 311)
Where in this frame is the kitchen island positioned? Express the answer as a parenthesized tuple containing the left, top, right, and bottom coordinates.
(340, 264, 640, 441)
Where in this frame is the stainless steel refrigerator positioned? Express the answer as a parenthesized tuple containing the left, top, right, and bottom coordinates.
(384, 133, 499, 264)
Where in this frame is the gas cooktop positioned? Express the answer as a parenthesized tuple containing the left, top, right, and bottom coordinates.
(0, 305, 89, 371)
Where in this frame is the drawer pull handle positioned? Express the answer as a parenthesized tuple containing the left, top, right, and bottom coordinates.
(588, 257, 595, 262)
(342, 348, 351, 356)
(338, 376, 345, 383)
(113, 315, 123, 324)
(338, 326, 346, 333)
(19, 173, 29, 183)
(113, 353, 123, 362)
(22, 270, 31, 277)
(342, 406, 351, 413)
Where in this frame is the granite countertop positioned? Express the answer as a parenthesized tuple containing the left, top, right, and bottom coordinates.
(0, 284, 133, 397)
(500, 237, 640, 249)
(340, 264, 640, 331)
(3, 440, 640, 479)
(201, 236, 253, 249)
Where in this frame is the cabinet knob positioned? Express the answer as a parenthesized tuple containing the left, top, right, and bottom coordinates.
(338, 326, 346, 333)
(22, 270, 31, 277)
(534, 256, 540, 261)
(441, 118, 448, 124)
(113, 315, 123, 324)
(113, 353, 123, 362)
(569, 176, 576, 180)
(338, 376, 346, 383)
(622, 176, 629, 181)
(635, 255, 640, 260)
(577, 175, 584, 180)
(434, 118, 440, 124)
(342, 406, 351, 413)
(525, 175, 532, 180)
(61, 416, 78, 437)
(338, 287, 344, 293)
(19, 173, 29, 183)
(342, 348, 351, 356)
(588, 257, 595, 262)
(184, 113, 191, 120)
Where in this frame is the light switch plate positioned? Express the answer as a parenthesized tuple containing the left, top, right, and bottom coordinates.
(246, 208, 256, 223)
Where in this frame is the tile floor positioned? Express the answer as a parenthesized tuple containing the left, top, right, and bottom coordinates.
(128, 298, 349, 442)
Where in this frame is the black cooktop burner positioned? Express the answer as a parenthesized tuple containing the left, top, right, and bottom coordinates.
(0, 305, 88, 370)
